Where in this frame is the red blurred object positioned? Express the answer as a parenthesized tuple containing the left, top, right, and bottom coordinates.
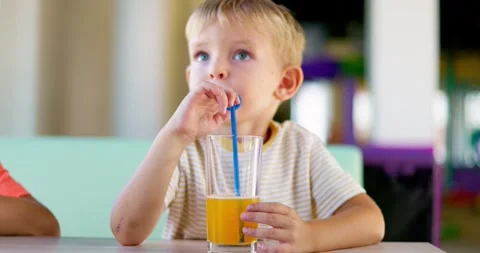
(444, 190, 478, 207)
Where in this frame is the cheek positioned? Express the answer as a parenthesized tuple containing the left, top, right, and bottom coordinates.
(234, 78, 276, 101)
(187, 66, 207, 84)
(237, 91, 269, 111)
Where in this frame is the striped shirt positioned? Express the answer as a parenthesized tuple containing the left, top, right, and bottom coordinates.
(163, 120, 365, 239)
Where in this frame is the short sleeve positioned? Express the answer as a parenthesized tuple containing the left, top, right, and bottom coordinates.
(310, 141, 366, 219)
(0, 163, 31, 198)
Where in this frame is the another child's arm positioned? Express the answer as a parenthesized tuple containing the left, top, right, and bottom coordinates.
(110, 81, 238, 246)
(0, 164, 60, 236)
(0, 195, 60, 236)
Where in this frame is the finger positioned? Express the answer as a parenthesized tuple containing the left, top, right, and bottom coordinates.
(242, 227, 291, 242)
(223, 86, 238, 107)
(257, 242, 290, 253)
(241, 212, 292, 229)
(220, 111, 230, 121)
(213, 113, 225, 126)
(247, 202, 292, 216)
(205, 81, 238, 107)
(200, 82, 219, 99)
(202, 82, 228, 113)
(256, 242, 270, 253)
(216, 91, 228, 113)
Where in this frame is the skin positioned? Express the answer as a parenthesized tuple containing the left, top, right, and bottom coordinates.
(0, 195, 60, 237)
(110, 19, 385, 252)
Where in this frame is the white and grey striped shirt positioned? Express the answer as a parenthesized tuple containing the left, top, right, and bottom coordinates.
(163, 120, 365, 239)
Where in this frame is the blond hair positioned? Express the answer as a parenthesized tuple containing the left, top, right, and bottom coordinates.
(185, 0, 305, 67)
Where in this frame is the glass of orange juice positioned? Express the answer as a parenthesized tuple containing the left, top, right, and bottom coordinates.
(205, 135, 263, 253)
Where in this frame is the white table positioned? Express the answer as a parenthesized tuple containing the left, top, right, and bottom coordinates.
(0, 237, 446, 252)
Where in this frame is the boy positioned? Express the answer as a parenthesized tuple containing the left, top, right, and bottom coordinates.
(111, 0, 384, 252)
(0, 163, 60, 236)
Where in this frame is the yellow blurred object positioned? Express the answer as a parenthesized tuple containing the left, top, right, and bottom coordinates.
(440, 51, 480, 86)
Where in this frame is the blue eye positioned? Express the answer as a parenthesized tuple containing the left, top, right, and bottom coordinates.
(234, 51, 250, 61)
(195, 52, 209, 62)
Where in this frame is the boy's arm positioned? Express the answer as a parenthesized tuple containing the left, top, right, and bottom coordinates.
(306, 141, 384, 252)
(242, 193, 383, 252)
(110, 81, 237, 246)
(0, 195, 60, 236)
(110, 124, 188, 246)
(307, 193, 384, 252)
(241, 139, 384, 252)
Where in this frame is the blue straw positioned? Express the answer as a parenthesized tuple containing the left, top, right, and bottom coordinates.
(228, 96, 244, 243)
(227, 96, 242, 197)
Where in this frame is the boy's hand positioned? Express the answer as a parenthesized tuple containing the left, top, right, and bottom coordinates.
(241, 202, 314, 253)
(168, 81, 238, 143)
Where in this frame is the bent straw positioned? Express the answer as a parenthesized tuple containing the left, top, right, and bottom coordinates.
(227, 96, 242, 197)
(227, 95, 244, 243)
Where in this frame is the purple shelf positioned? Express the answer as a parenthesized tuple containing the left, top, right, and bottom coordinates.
(301, 57, 340, 80)
(452, 168, 480, 193)
(361, 145, 434, 176)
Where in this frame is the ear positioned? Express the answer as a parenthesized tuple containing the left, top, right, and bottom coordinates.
(274, 65, 303, 102)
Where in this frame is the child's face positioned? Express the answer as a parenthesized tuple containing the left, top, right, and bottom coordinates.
(186, 20, 284, 125)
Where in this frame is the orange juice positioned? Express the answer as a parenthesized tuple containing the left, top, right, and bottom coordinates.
(206, 196, 259, 245)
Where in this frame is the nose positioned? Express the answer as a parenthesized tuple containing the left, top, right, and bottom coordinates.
(210, 71, 227, 79)
(209, 61, 229, 80)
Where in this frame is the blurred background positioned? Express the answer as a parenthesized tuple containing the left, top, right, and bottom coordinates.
(0, 0, 479, 251)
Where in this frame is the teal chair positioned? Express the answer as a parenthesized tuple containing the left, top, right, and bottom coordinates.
(0, 137, 363, 239)
(327, 144, 364, 186)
